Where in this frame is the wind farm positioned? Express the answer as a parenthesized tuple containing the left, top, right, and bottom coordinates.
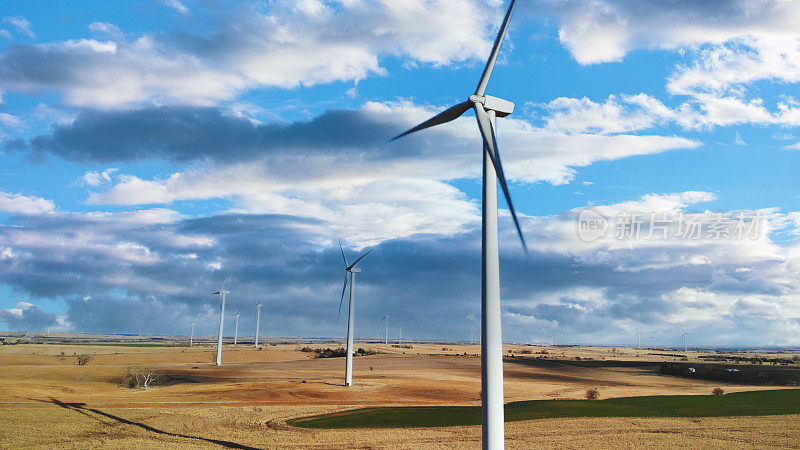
(3, 0, 800, 448)
(3, 332, 800, 448)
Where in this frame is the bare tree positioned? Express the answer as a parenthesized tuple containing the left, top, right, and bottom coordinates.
(123, 367, 161, 389)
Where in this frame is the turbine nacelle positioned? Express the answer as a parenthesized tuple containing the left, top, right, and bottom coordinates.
(469, 94, 514, 117)
(348, 267, 361, 273)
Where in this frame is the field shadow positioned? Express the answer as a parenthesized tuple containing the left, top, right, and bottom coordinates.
(37, 397, 259, 449)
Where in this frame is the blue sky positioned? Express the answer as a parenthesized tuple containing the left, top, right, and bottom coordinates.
(1, 0, 800, 347)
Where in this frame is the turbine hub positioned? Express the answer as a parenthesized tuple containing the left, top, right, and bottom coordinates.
(469, 94, 515, 117)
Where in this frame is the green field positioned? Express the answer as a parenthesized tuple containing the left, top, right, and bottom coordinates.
(287, 389, 800, 429)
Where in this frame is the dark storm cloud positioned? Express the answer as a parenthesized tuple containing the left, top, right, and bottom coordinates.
(1, 208, 796, 344)
(17, 106, 404, 164)
(0, 302, 59, 331)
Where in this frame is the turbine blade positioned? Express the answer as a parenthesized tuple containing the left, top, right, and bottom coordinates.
(475, 0, 517, 96)
(473, 103, 528, 253)
(338, 238, 348, 267)
(336, 273, 349, 325)
(390, 101, 472, 141)
(347, 248, 373, 270)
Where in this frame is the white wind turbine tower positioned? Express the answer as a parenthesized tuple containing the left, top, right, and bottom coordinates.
(552, 330, 556, 346)
(539, 328, 545, 347)
(391, 1, 525, 446)
(336, 240, 373, 387)
(681, 326, 691, 352)
(621, 329, 629, 348)
(213, 282, 229, 366)
(254, 303, 262, 347)
(650, 335, 656, 348)
(234, 312, 240, 346)
(397, 326, 402, 345)
(190, 322, 194, 347)
(634, 330, 644, 350)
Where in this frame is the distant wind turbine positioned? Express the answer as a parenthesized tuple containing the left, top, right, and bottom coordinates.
(337, 240, 372, 387)
(650, 335, 656, 348)
(552, 330, 557, 346)
(234, 312, 240, 346)
(634, 330, 644, 350)
(681, 326, 691, 352)
(397, 326, 402, 345)
(539, 328, 545, 347)
(254, 303, 262, 347)
(380, 310, 391, 345)
(190, 322, 194, 347)
(620, 329, 629, 348)
(213, 282, 229, 366)
(390, 1, 524, 446)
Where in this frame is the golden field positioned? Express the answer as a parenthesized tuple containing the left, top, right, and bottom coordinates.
(1, 341, 798, 448)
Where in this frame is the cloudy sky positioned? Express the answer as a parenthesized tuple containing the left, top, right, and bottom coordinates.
(1, 0, 799, 347)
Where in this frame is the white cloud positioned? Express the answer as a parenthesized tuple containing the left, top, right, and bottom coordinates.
(2, 16, 35, 38)
(0, 1, 502, 108)
(88, 22, 122, 39)
(784, 142, 800, 151)
(541, 0, 800, 65)
(81, 101, 698, 244)
(163, 0, 189, 14)
(668, 36, 800, 97)
(0, 191, 54, 214)
(81, 168, 117, 187)
(531, 1, 800, 132)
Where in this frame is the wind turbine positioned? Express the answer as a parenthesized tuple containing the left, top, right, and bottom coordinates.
(213, 282, 229, 366)
(650, 335, 656, 348)
(620, 329, 629, 348)
(337, 240, 372, 387)
(397, 326, 402, 345)
(380, 311, 391, 345)
(552, 330, 557, 346)
(234, 312, 240, 346)
(391, 1, 524, 446)
(634, 330, 644, 350)
(681, 326, 691, 352)
(254, 303, 262, 347)
(190, 323, 194, 347)
(538, 328, 545, 347)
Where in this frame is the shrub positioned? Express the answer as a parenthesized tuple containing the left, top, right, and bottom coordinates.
(314, 348, 347, 358)
(76, 354, 93, 365)
(712, 387, 725, 396)
(585, 388, 599, 400)
(300, 347, 315, 352)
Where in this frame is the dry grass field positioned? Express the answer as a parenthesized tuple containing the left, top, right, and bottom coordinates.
(1, 341, 799, 448)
